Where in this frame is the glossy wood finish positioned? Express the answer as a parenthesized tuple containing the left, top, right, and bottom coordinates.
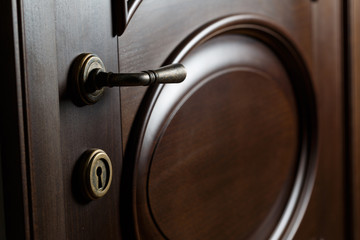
(55, 0, 122, 238)
(21, 0, 67, 237)
(294, 1, 345, 238)
(349, 0, 360, 238)
(121, 13, 319, 239)
(2, 0, 121, 239)
(149, 68, 298, 239)
(0, 0, 346, 239)
(119, 0, 313, 151)
(120, 0, 344, 239)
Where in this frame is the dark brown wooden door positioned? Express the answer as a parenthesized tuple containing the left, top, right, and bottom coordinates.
(1, 0, 345, 239)
(119, 1, 345, 239)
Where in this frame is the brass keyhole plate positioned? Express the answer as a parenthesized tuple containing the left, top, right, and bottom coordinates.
(81, 149, 113, 200)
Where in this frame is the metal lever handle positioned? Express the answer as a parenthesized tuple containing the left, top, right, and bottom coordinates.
(71, 53, 186, 105)
(90, 63, 186, 89)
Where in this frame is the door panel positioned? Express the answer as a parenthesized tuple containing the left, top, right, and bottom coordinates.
(1, 0, 345, 239)
(119, 0, 344, 239)
(119, 0, 313, 150)
(55, 0, 122, 239)
(120, 15, 317, 239)
(18, 0, 122, 238)
(295, 1, 344, 239)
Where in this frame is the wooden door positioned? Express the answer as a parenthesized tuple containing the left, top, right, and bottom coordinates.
(1, 0, 121, 239)
(0, 0, 345, 239)
(119, 0, 345, 239)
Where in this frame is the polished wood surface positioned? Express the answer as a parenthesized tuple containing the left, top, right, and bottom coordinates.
(2, 0, 121, 238)
(55, 0, 122, 238)
(120, 0, 344, 239)
(119, 0, 313, 151)
(121, 14, 318, 239)
(294, 0, 345, 238)
(349, 0, 360, 238)
(149, 70, 298, 239)
(0, 0, 347, 239)
(21, 0, 67, 238)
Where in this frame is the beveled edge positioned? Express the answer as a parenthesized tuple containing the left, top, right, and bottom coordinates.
(122, 14, 318, 240)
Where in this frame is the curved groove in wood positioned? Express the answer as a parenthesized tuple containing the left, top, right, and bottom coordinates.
(121, 14, 317, 239)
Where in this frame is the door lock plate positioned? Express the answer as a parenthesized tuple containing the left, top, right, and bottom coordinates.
(81, 149, 113, 200)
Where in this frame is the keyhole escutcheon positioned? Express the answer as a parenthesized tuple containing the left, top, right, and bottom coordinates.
(80, 149, 113, 200)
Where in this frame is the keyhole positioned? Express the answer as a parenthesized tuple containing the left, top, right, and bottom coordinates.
(96, 166, 103, 189)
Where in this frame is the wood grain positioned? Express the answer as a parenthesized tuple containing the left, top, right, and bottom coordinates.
(149, 69, 298, 239)
(55, 0, 122, 239)
(349, 0, 360, 239)
(119, 0, 345, 238)
(21, 0, 67, 238)
(294, 0, 345, 239)
(119, 0, 312, 152)
(0, 0, 346, 239)
(13, 0, 122, 238)
(121, 15, 319, 238)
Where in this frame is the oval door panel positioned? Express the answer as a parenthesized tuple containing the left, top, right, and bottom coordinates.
(122, 15, 317, 239)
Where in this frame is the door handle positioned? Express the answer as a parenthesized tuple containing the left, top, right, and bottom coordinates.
(70, 53, 186, 105)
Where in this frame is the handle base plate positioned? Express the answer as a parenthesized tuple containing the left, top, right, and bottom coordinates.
(71, 53, 106, 105)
